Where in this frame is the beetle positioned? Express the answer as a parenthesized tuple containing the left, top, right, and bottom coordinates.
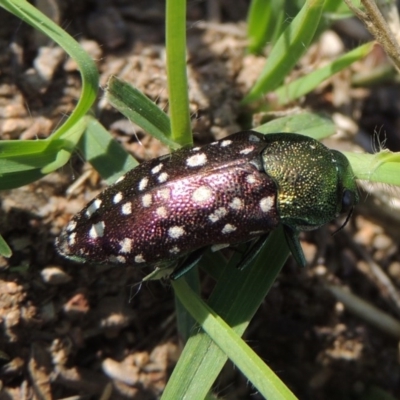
(56, 131, 358, 279)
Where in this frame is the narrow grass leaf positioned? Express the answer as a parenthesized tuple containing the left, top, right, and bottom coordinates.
(0, 170, 46, 190)
(256, 112, 336, 139)
(243, 0, 325, 104)
(106, 76, 179, 150)
(344, 151, 400, 186)
(275, 42, 374, 105)
(162, 228, 291, 399)
(165, 0, 192, 146)
(0, 235, 12, 258)
(247, 0, 274, 54)
(78, 117, 138, 184)
(172, 277, 297, 400)
(0, 120, 85, 188)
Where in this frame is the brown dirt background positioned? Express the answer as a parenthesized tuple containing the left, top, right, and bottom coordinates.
(1, 1, 400, 399)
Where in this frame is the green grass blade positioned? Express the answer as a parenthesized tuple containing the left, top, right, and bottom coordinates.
(0, 235, 12, 258)
(106, 76, 179, 150)
(274, 42, 374, 105)
(0, 0, 98, 142)
(172, 276, 297, 400)
(165, 0, 192, 146)
(256, 112, 336, 139)
(344, 150, 400, 186)
(243, 0, 326, 104)
(78, 117, 138, 184)
(0, 119, 86, 189)
(0, 115, 86, 167)
(247, 0, 275, 54)
(162, 228, 291, 399)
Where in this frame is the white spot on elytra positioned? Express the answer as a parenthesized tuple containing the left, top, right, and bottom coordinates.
(169, 246, 180, 254)
(142, 194, 152, 207)
(156, 206, 167, 218)
(260, 197, 274, 213)
(67, 220, 77, 232)
(222, 224, 237, 234)
(116, 175, 125, 183)
(113, 192, 123, 204)
(192, 147, 200, 152)
(158, 188, 171, 200)
(208, 207, 228, 223)
(192, 186, 213, 203)
(151, 164, 163, 174)
(158, 172, 169, 183)
(221, 140, 232, 147)
(240, 146, 254, 155)
(168, 226, 185, 239)
(68, 232, 76, 246)
(119, 238, 133, 253)
(229, 197, 243, 210)
(135, 254, 145, 263)
(186, 153, 207, 167)
(86, 199, 102, 218)
(138, 177, 149, 191)
(121, 202, 132, 215)
(211, 243, 230, 252)
(246, 174, 257, 184)
(89, 221, 105, 238)
(249, 134, 261, 142)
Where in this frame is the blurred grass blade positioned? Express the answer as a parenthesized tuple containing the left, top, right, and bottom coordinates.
(274, 42, 374, 105)
(172, 278, 297, 400)
(256, 111, 336, 139)
(165, 0, 199, 346)
(344, 150, 400, 186)
(165, 0, 192, 146)
(243, 0, 325, 104)
(0, 235, 12, 258)
(174, 269, 200, 344)
(0, 0, 98, 142)
(162, 228, 290, 399)
(78, 117, 138, 184)
(247, 0, 282, 53)
(106, 76, 179, 150)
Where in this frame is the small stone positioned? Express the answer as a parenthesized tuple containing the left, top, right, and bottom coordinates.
(41, 266, 71, 285)
(102, 358, 140, 386)
(372, 233, 393, 251)
(388, 261, 400, 282)
(34, 46, 65, 82)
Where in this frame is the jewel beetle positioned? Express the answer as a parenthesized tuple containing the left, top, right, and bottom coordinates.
(57, 131, 358, 279)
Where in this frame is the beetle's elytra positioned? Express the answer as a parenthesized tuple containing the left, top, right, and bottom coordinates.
(56, 131, 358, 278)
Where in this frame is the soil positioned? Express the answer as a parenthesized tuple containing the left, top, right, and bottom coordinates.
(1, 1, 400, 399)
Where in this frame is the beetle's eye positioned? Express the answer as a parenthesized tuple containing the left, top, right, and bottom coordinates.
(341, 189, 355, 214)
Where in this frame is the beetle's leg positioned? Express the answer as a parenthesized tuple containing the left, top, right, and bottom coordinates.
(170, 247, 207, 280)
(283, 226, 306, 267)
(236, 234, 269, 271)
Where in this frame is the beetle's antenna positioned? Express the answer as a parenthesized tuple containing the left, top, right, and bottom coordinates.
(129, 281, 143, 302)
(332, 208, 354, 236)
